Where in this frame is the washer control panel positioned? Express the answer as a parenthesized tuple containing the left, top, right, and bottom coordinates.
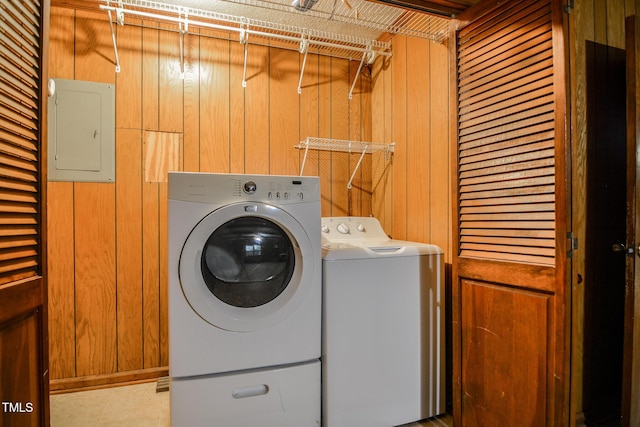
(321, 216, 389, 243)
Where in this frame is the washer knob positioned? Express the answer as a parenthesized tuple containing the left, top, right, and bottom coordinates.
(321, 225, 330, 233)
(357, 224, 365, 232)
(337, 223, 350, 234)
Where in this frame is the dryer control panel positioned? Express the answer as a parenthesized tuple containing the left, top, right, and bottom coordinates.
(168, 172, 320, 206)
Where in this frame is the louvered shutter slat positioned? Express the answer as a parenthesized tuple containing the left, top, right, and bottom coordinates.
(457, 0, 556, 266)
(0, 0, 42, 285)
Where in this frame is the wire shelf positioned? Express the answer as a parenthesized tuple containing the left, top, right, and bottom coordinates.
(295, 137, 395, 154)
(100, 0, 449, 61)
(295, 137, 395, 188)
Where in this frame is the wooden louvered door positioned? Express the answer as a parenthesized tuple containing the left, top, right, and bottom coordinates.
(451, 0, 570, 425)
(0, 0, 50, 426)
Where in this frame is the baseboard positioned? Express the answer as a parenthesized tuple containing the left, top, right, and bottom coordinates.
(50, 367, 169, 394)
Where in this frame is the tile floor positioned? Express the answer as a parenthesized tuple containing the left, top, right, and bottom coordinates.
(50, 380, 452, 426)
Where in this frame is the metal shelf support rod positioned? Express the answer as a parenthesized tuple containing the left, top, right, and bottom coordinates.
(298, 36, 309, 94)
(349, 47, 375, 99)
(299, 141, 311, 176)
(347, 144, 369, 189)
(178, 8, 188, 76)
(105, 1, 122, 73)
(240, 24, 249, 87)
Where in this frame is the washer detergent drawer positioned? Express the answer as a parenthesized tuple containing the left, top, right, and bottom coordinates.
(171, 360, 321, 427)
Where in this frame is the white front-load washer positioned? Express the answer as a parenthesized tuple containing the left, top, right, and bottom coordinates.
(168, 172, 321, 427)
(321, 216, 445, 427)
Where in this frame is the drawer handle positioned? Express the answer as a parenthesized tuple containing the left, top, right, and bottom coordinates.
(232, 384, 269, 399)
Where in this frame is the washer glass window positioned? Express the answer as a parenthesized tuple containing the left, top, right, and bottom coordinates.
(201, 216, 296, 308)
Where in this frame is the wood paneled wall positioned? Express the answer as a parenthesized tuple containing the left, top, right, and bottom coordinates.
(379, 34, 451, 252)
(47, 6, 451, 385)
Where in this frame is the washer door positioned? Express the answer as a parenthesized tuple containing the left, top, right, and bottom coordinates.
(179, 202, 315, 332)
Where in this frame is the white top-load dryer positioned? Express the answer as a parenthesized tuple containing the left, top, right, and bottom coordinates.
(321, 216, 445, 427)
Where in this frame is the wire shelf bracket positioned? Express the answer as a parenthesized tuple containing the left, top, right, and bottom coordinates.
(105, 0, 123, 73)
(349, 45, 375, 99)
(298, 34, 310, 94)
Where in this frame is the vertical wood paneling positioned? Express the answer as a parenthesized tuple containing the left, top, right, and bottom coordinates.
(144, 131, 181, 182)
(270, 48, 300, 176)
(383, 55, 394, 232)
(370, 56, 394, 230)
(74, 11, 114, 83)
(116, 20, 142, 130)
(47, 182, 75, 380)
(72, 9, 117, 378)
(407, 36, 430, 243)
(49, 8, 74, 78)
(74, 183, 116, 376)
(48, 7, 452, 386)
(157, 26, 175, 366)
(360, 67, 373, 217)
(594, 1, 608, 44)
(142, 180, 160, 369)
(229, 42, 246, 174)
(47, 7, 75, 381)
(330, 58, 350, 216)
(142, 23, 159, 131)
(158, 182, 169, 367)
(607, 0, 626, 49)
(299, 54, 320, 178)
(431, 41, 451, 262)
(183, 29, 200, 172)
(159, 27, 183, 133)
(115, 129, 143, 371)
(349, 63, 363, 216)
(245, 44, 270, 174)
(371, 57, 386, 222)
(141, 21, 160, 369)
(200, 36, 230, 173)
(318, 55, 333, 217)
(392, 35, 408, 240)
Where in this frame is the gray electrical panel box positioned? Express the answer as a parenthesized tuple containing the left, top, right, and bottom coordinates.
(48, 78, 115, 182)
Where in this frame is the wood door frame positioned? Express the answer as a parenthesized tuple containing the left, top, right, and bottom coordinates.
(623, 14, 640, 427)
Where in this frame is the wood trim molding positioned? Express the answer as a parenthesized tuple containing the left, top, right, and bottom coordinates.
(50, 0, 101, 12)
(49, 367, 169, 394)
